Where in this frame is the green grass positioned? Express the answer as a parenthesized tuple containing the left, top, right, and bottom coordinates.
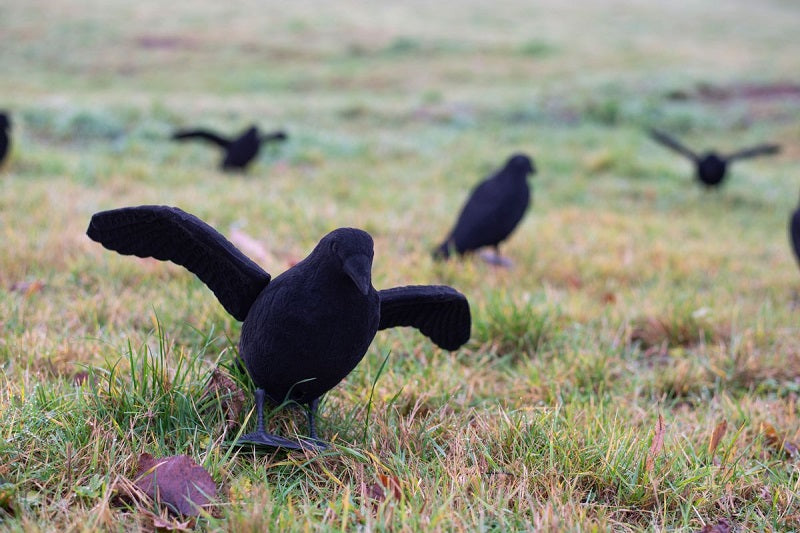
(1, 0, 800, 530)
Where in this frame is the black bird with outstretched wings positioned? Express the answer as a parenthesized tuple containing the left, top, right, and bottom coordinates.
(88, 205, 470, 449)
(172, 125, 287, 171)
(649, 129, 779, 188)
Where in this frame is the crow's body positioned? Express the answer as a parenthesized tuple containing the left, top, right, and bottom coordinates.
(0, 112, 11, 167)
(172, 125, 287, 172)
(434, 153, 535, 264)
(790, 195, 800, 272)
(87, 206, 471, 449)
(649, 129, 779, 188)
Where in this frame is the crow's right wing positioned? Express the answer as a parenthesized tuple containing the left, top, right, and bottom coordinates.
(259, 130, 288, 144)
(87, 205, 271, 321)
(726, 144, 780, 161)
(378, 285, 471, 351)
(649, 129, 698, 162)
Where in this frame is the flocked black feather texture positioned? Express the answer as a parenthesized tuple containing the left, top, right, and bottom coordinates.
(88, 208, 473, 444)
(86, 205, 271, 321)
(378, 285, 471, 351)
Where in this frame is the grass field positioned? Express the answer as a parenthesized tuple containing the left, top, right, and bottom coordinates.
(2, 0, 800, 530)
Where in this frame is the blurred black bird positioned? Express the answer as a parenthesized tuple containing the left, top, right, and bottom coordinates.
(433, 153, 535, 266)
(87, 206, 471, 449)
(790, 192, 800, 271)
(649, 129, 780, 188)
(171, 125, 287, 172)
(0, 112, 11, 167)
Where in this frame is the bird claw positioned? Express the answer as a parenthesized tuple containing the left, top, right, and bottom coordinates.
(479, 251, 513, 268)
(236, 431, 329, 451)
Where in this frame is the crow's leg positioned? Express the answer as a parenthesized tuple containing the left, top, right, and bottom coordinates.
(237, 388, 304, 449)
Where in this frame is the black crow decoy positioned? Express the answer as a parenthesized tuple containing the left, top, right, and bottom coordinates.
(171, 125, 287, 172)
(433, 153, 535, 266)
(649, 129, 780, 188)
(87, 206, 471, 449)
(790, 192, 800, 271)
(0, 112, 11, 167)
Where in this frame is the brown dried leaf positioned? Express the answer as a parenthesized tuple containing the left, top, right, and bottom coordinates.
(646, 413, 665, 473)
(9, 280, 45, 296)
(135, 454, 216, 516)
(0, 478, 14, 514)
(708, 420, 727, 456)
(202, 367, 246, 431)
(600, 291, 616, 304)
(761, 422, 800, 459)
(364, 482, 386, 504)
(377, 474, 402, 501)
(695, 517, 733, 533)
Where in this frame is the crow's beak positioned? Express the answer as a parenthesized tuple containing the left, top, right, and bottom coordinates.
(343, 255, 372, 295)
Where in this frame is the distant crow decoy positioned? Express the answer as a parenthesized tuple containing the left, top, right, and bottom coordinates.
(87, 206, 471, 449)
(171, 125, 287, 172)
(433, 153, 535, 266)
(0, 112, 11, 167)
(790, 192, 800, 271)
(649, 129, 780, 188)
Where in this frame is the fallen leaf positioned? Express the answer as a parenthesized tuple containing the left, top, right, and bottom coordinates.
(364, 473, 402, 507)
(135, 454, 216, 516)
(9, 280, 45, 296)
(761, 422, 800, 459)
(646, 413, 665, 473)
(695, 517, 733, 533)
(0, 478, 14, 514)
(201, 367, 246, 431)
(377, 474, 402, 501)
(708, 420, 727, 456)
(364, 482, 386, 504)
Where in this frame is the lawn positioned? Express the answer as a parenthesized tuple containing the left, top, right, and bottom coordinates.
(1, 0, 799, 530)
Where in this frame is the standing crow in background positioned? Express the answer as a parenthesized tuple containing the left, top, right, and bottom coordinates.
(87, 206, 471, 450)
(0, 112, 11, 167)
(171, 125, 287, 172)
(649, 129, 780, 188)
(433, 153, 535, 267)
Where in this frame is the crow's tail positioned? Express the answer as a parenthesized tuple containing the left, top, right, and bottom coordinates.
(432, 240, 453, 261)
